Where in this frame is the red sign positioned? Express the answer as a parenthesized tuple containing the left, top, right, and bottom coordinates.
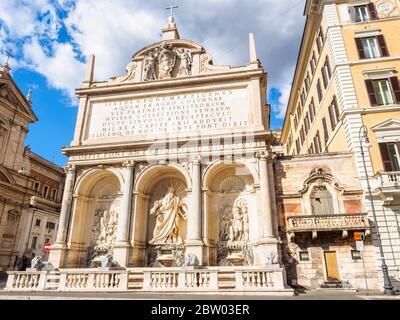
(44, 243, 52, 251)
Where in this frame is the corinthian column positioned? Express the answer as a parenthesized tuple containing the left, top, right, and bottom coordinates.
(257, 151, 275, 240)
(116, 160, 135, 244)
(187, 159, 202, 241)
(114, 160, 135, 267)
(55, 164, 76, 244)
(185, 157, 204, 265)
(50, 164, 76, 268)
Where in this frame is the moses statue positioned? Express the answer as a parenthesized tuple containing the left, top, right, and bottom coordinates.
(149, 186, 187, 244)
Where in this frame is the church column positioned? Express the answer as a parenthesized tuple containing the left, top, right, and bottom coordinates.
(185, 158, 204, 265)
(49, 164, 76, 268)
(114, 160, 135, 267)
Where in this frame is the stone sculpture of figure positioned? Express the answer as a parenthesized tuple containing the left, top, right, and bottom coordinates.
(157, 42, 177, 79)
(149, 185, 187, 244)
(230, 206, 244, 242)
(177, 48, 193, 76)
(94, 198, 120, 253)
(143, 52, 157, 81)
(242, 206, 249, 240)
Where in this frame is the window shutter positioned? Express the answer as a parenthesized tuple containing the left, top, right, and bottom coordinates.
(367, 3, 378, 20)
(328, 105, 336, 130)
(326, 57, 332, 79)
(355, 38, 365, 59)
(333, 96, 340, 120)
(348, 6, 356, 23)
(365, 79, 378, 106)
(322, 117, 329, 143)
(389, 77, 400, 104)
(321, 66, 328, 88)
(377, 35, 389, 57)
(379, 143, 394, 171)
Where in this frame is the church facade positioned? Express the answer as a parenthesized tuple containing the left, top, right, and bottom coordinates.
(6, 16, 381, 293)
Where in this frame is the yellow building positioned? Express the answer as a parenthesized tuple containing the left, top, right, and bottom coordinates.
(281, 0, 400, 289)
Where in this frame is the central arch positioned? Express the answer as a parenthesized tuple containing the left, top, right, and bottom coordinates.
(131, 164, 191, 267)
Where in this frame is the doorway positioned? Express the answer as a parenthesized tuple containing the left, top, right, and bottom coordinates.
(324, 251, 340, 282)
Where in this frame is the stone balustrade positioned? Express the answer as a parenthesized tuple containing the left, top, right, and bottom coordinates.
(6, 271, 49, 291)
(143, 268, 218, 290)
(5, 267, 293, 294)
(58, 269, 128, 291)
(378, 171, 400, 185)
(287, 213, 370, 232)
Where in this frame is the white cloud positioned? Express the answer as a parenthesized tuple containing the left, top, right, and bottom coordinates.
(0, 0, 306, 117)
(23, 38, 85, 98)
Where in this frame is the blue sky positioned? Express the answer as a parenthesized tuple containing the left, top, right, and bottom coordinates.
(0, 0, 305, 166)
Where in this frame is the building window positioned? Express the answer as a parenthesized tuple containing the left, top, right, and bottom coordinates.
(317, 79, 323, 103)
(311, 185, 334, 215)
(354, 5, 369, 22)
(296, 139, 300, 155)
(310, 51, 317, 74)
(365, 78, 400, 106)
(356, 35, 389, 59)
(35, 219, 41, 227)
(379, 142, 400, 171)
(351, 250, 362, 260)
(308, 143, 314, 154)
(321, 57, 332, 89)
(44, 238, 50, 244)
(43, 185, 49, 198)
(300, 251, 310, 262)
(300, 127, 305, 144)
(309, 98, 316, 122)
(31, 236, 38, 249)
(322, 117, 329, 144)
(328, 96, 340, 130)
(46, 221, 56, 231)
(316, 27, 324, 54)
(300, 89, 306, 107)
(305, 72, 311, 92)
(33, 181, 40, 192)
(51, 189, 57, 201)
(350, 3, 378, 23)
(313, 131, 322, 153)
(304, 113, 310, 134)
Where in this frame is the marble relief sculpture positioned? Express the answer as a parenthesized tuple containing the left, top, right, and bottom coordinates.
(93, 198, 120, 253)
(219, 197, 249, 242)
(149, 185, 187, 244)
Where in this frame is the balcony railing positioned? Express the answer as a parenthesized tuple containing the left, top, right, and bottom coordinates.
(377, 171, 400, 186)
(286, 213, 370, 233)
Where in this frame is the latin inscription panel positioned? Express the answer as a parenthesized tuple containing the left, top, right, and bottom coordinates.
(87, 88, 249, 140)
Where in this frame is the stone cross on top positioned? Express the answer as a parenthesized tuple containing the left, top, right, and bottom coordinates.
(166, 4, 179, 18)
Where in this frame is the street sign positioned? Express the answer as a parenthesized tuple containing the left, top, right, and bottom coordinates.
(354, 232, 365, 241)
(356, 240, 364, 252)
(44, 243, 52, 251)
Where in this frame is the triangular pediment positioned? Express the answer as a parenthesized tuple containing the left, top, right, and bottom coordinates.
(0, 79, 37, 123)
(371, 118, 400, 132)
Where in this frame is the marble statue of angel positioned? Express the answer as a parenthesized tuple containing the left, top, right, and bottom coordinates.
(177, 48, 193, 76)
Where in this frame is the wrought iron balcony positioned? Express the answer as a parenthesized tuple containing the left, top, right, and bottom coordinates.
(286, 213, 370, 239)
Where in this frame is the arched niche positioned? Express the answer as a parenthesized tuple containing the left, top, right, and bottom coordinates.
(67, 168, 122, 267)
(203, 160, 257, 266)
(132, 164, 190, 266)
(300, 168, 344, 215)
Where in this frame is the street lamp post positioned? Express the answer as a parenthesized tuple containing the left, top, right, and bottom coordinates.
(359, 125, 395, 295)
